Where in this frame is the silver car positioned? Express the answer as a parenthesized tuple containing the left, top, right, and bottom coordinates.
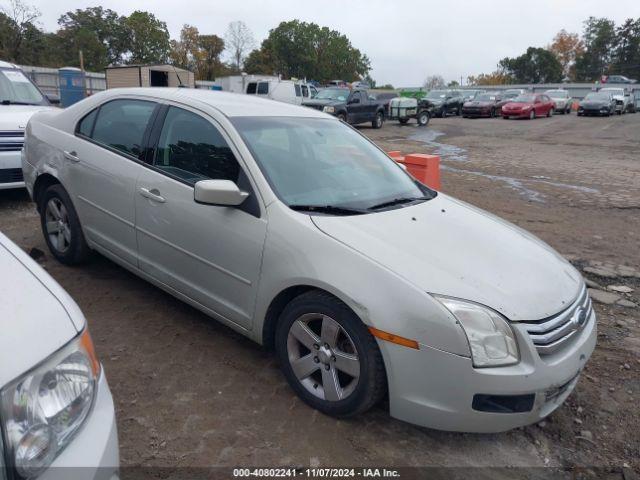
(22, 88, 596, 432)
(545, 89, 573, 114)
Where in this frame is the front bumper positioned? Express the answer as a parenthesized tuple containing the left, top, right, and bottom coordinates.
(0, 151, 25, 190)
(502, 109, 531, 118)
(380, 309, 596, 432)
(39, 371, 120, 480)
(462, 107, 491, 117)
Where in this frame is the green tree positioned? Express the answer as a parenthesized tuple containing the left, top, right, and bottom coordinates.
(499, 47, 563, 83)
(197, 34, 226, 80)
(57, 7, 130, 68)
(125, 11, 170, 65)
(574, 17, 616, 81)
(611, 17, 640, 78)
(0, 0, 40, 62)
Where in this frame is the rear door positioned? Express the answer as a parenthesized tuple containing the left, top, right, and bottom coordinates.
(134, 104, 267, 329)
(67, 98, 158, 266)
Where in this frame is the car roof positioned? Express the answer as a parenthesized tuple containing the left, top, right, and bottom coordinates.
(93, 88, 328, 119)
(0, 60, 19, 69)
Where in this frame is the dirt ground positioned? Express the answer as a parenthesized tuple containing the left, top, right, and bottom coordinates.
(1, 111, 639, 475)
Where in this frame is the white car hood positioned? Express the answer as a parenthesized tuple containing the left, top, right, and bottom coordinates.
(312, 194, 582, 321)
(0, 236, 81, 387)
(0, 105, 53, 131)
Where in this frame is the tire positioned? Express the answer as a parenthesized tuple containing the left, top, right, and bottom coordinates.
(398, 118, 409, 125)
(529, 110, 535, 120)
(547, 108, 554, 117)
(372, 112, 383, 129)
(275, 291, 386, 418)
(490, 108, 496, 118)
(39, 184, 90, 265)
(417, 111, 430, 126)
(456, 104, 462, 116)
(565, 106, 571, 115)
(337, 112, 347, 122)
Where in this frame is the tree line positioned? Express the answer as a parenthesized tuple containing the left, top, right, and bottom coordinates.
(0, 0, 371, 83)
(467, 16, 640, 85)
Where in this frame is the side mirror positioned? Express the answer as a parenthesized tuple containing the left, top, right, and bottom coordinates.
(46, 93, 61, 105)
(194, 179, 249, 206)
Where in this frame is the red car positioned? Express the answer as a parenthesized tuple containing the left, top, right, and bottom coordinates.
(502, 93, 555, 119)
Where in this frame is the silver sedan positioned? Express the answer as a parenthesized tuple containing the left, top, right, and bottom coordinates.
(22, 88, 596, 432)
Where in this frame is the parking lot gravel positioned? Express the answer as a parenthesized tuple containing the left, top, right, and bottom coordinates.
(0, 111, 638, 475)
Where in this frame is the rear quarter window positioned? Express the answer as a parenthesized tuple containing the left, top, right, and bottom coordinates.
(257, 82, 269, 95)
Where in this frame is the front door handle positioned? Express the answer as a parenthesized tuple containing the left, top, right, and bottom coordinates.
(63, 150, 80, 162)
(139, 187, 166, 203)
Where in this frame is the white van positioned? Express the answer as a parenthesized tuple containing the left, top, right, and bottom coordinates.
(246, 79, 316, 105)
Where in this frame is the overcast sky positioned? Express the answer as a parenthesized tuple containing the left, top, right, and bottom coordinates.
(27, 0, 640, 87)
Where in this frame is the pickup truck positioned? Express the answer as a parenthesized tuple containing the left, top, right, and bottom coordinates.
(302, 88, 386, 128)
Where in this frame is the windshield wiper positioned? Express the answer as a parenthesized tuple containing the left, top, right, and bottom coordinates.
(289, 204, 367, 216)
(1, 100, 34, 105)
(368, 196, 431, 211)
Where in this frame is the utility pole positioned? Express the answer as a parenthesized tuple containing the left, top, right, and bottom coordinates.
(79, 49, 87, 97)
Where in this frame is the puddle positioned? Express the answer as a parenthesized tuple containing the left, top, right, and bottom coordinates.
(409, 128, 599, 202)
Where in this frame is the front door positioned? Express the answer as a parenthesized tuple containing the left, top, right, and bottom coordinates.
(67, 98, 157, 266)
(134, 105, 267, 329)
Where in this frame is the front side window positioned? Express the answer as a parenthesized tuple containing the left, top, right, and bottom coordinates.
(232, 117, 432, 210)
(246, 82, 257, 94)
(154, 107, 240, 185)
(91, 99, 156, 157)
(0, 69, 46, 105)
(257, 82, 269, 95)
(301, 85, 309, 97)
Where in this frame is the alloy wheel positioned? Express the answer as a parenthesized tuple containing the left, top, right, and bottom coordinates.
(45, 198, 71, 253)
(286, 313, 360, 401)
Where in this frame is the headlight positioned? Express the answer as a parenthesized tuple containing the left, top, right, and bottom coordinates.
(323, 106, 335, 113)
(433, 296, 519, 367)
(1, 329, 100, 478)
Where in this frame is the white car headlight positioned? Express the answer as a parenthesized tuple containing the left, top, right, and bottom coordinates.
(1, 329, 100, 478)
(433, 296, 519, 367)
(323, 106, 335, 113)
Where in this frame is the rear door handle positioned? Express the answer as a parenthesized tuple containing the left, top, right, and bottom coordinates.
(63, 150, 80, 162)
(139, 187, 166, 203)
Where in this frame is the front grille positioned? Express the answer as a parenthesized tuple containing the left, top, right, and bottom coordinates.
(521, 285, 593, 356)
(304, 104, 324, 111)
(0, 130, 24, 151)
(0, 168, 24, 183)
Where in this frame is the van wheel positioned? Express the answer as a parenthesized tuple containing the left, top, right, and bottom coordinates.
(275, 291, 386, 417)
(372, 112, 383, 129)
(39, 184, 90, 265)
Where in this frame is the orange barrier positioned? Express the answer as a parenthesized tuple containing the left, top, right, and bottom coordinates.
(389, 151, 441, 190)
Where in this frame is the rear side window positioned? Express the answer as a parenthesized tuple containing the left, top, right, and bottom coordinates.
(301, 85, 308, 97)
(153, 106, 240, 185)
(246, 82, 257, 94)
(294, 84, 301, 97)
(91, 100, 156, 158)
(77, 109, 98, 137)
(257, 82, 269, 95)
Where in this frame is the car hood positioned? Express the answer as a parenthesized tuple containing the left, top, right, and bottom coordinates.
(311, 194, 582, 321)
(580, 100, 607, 107)
(503, 102, 532, 109)
(0, 235, 82, 386)
(0, 105, 54, 131)
(465, 101, 493, 107)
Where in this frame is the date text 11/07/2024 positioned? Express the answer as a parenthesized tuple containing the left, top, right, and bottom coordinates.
(232, 468, 401, 478)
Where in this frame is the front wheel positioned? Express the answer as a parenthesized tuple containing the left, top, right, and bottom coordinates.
(547, 108, 554, 117)
(337, 112, 347, 122)
(372, 112, 383, 129)
(529, 110, 536, 120)
(417, 111, 430, 126)
(39, 184, 90, 265)
(275, 291, 386, 417)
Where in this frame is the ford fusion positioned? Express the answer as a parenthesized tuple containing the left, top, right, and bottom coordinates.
(22, 88, 596, 432)
(0, 232, 119, 478)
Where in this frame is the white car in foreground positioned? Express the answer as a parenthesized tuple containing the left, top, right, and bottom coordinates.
(0, 61, 55, 189)
(0, 232, 119, 478)
(23, 88, 596, 432)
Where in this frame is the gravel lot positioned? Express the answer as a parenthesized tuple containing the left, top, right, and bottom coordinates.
(0, 111, 638, 475)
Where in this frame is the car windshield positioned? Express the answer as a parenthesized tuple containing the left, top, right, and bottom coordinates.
(426, 90, 447, 99)
(547, 91, 568, 98)
(0, 69, 45, 105)
(232, 117, 433, 212)
(585, 93, 609, 101)
(315, 89, 349, 101)
(476, 94, 497, 101)
(512, 94, 536, 103)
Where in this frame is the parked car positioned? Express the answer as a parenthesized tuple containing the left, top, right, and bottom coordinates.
(424, 89, 464, 117)
(502, 93, 555, 119)
(461, 92, 504, 118)
(22, 88, 596, 433)
(603, 75, 637, 84)
(577, 92, 616, 116)
(503, 88, 527, 97)
(0, 232, 119, 478)
(370, 92, 399, 118)
(327, 80, 347, 87)
(545, 89, 573, 114)
(0, 60, 56, 190)
(245, 79, 305, 105)
(303, 87, 385, 128)
(599, 87, 634, 114)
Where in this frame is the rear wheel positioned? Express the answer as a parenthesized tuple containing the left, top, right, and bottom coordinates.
(372, 112, 383, 129)
(275, 291, 386, 417)
(490, 108, 496, 118)
(417, 111, 430, 126)
(39, 184, 90, 265)
(547, 107, 554, 117)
